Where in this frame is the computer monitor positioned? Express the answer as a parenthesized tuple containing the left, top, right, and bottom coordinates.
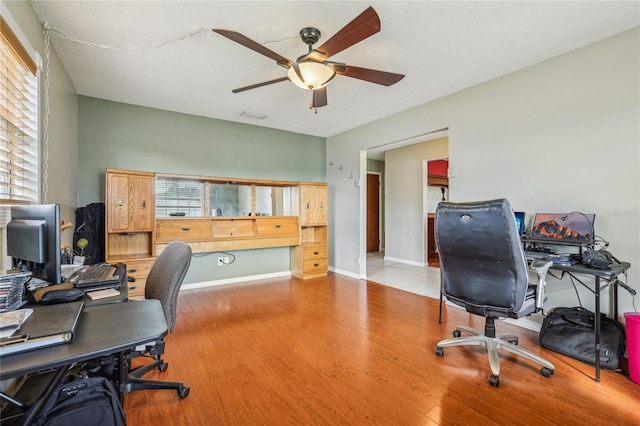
(7, 204, 62, 284)
(513, 211, 525, 236)
(529, 212, 595, 246)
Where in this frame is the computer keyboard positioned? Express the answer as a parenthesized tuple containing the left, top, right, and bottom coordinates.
(68, 264, 119, 288)
(524, 251, 549, 260)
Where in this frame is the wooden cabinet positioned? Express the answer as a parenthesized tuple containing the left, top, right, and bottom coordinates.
(105, 168, 328, 284)
(106, 169, 156, 298)
(300, 184, 328, 226)
(292, 183, 328, 280)
(106, 170, 154, 233)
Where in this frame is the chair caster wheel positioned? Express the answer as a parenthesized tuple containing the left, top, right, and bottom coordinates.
(540, 367, 554, 378)
(452, 330, 462, 338)
(435, 347, 444, 357)
(178, 386, 190, 398)
(488, 374, 500, 387)
(158, 361, 169, 372)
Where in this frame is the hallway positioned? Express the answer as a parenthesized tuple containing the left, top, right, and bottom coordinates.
(365, 251, 441, 299)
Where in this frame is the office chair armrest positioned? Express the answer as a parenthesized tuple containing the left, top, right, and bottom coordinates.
(529, 260, 553, 311)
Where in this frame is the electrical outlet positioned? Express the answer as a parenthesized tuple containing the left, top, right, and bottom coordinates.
(217, 256, 231, 266)
(217, 257, 224, 266)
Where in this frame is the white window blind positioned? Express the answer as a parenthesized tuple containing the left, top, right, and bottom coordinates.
(155, 178, 204, 217)
(0, 16, 39, 204)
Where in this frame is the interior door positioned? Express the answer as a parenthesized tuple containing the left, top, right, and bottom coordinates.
(367, 173, 380, 252)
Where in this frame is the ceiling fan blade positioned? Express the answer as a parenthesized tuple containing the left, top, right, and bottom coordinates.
(312, 87, 328, 108)
(232, 77, 290, 93)
(337, 66, 404, 86)
(213, 29, 292, 68)
(306, 7, 380, 62)
(324, 61, 346, 73)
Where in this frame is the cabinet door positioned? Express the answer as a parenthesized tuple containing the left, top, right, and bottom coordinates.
(300, 186, 317, 226)
(132, 175, 155, 231)
(107, 174, 130, 232)
(313, 186, 328, 225)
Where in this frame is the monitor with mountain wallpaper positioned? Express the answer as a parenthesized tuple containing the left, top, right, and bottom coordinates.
(529, 212, 595, 246)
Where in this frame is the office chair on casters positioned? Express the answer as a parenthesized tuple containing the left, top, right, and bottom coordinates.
(123, 240, 192, 398)
(434, 199, 555, 387)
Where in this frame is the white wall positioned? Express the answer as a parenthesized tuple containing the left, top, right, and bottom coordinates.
(328, 28, 640, 320)
(384, 137, 448, 264)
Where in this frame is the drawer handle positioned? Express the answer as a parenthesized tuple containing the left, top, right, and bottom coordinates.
(181, 227, 190, 231)
(275, 224, 281, 228)
(314, 263, 319, 267)
(313, 251, 319, 255)
(128, 268, 137, 273)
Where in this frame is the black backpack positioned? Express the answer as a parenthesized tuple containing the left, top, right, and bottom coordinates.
(73, 203, 106, 264)
(23, 376, 126, 426)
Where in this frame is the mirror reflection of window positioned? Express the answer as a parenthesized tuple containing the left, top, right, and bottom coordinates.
(255, 186, 272, 216)
(210, 183, 251, 216)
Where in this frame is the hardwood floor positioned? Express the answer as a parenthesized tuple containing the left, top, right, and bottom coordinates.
(124, 274, 640, 425)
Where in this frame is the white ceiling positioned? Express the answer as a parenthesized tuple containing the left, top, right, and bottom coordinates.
(30, 1, 639, 138)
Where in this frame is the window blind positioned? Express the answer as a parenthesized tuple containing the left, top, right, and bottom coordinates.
(155, 178, 204, 217)
(0, 17, 38, 204)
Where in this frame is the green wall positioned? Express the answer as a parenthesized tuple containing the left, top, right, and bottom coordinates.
(77, 96, 327, 284)
(78, 96, 326, 205)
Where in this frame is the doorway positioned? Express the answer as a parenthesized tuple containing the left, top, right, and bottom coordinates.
(366, 173, 381, 252)
(426, 159, 449, 267)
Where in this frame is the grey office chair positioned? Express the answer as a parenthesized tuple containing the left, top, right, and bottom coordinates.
(434, 199, 555, 387)
(123, 241, 192, 398)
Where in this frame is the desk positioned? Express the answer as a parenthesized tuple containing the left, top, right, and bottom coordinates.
(0, 299, 167, 424)
(548, 261, 631, 382)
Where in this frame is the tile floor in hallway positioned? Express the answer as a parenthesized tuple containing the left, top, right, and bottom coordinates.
(365, 251, 441, 299)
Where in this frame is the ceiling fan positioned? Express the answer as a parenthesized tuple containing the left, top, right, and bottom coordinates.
(212, 6, 404, 111)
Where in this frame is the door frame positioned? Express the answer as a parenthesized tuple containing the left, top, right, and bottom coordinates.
(358, 129, 449, 279)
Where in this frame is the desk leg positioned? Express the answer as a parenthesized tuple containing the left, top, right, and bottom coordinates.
(595, 276, 601, 382)
(116, 351, 127, 404)
(613, 278, 619, 321)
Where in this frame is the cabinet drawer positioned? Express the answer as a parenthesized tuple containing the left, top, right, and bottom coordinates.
(212, 219, 257, 239)
(303, 257, 328, 273)
(256, 217, 299, 237)
(303, 245, 327, 260)
(156, 219, 212, 242)
(125, 258, 155, 299)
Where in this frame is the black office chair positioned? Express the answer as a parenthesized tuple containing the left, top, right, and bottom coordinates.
(434, 199, 555, 387)
(123, 240, 192, 398)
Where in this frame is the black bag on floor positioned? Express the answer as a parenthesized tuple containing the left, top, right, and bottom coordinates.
(539, 306, 626, 370)
(23, 376, 125, 426)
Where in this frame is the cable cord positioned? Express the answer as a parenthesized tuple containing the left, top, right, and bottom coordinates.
(42, 23, 51, 203)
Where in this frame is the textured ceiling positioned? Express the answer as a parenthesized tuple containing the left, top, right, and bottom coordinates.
(30, 1, 639, 138)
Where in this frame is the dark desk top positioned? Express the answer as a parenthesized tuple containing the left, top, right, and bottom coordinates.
(550, 261, 630, 278)
(0, 299, 167, 380)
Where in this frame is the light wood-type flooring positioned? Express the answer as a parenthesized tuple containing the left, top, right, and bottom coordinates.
(124, 274, 640, 425)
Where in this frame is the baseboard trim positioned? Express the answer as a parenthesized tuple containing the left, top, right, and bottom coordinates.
(181, 271, 292, 290)
(383, 256, 426, 267)
(329, 266, 362, 280)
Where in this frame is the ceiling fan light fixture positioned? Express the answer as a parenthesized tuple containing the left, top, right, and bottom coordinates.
(287, 62, 336, 90)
